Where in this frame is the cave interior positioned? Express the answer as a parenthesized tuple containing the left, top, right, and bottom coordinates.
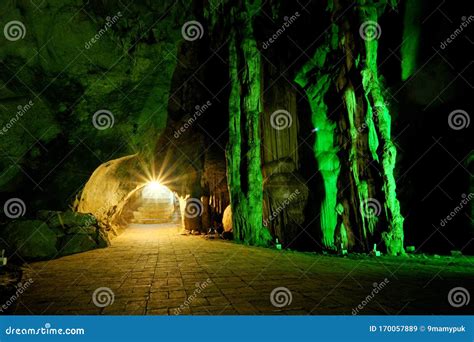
(0, 0, 473, 315)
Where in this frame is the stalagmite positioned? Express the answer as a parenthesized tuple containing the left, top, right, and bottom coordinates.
(226, 0, 271, 246)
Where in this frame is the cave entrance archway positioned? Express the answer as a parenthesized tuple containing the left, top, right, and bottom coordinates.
(126, 182, 180, 225)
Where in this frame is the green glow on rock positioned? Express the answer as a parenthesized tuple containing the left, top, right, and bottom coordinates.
(401, 0, 422, 81)
(226, 1, 271, 247)
(295, 35, 340, 249)
(359, 2, 405, 255)
(344, 87, 377, 238)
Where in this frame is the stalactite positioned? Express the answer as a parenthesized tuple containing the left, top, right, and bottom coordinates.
(226, 0, 271, 246)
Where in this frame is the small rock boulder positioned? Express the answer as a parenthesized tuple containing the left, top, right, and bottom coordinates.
(96, 230, 111, 248)
(59, 234, 97, 256)
(0, 220, 57, 260)
(222, 205, 232, 232)
(44, 211, 97, 230)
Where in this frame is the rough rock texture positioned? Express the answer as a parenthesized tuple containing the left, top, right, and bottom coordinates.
(0, 220, 57, 259)
(0, 0, 190, 211)
(0, 210, 109, 260)
(263, 172, 309, 246)
(76, 154, 143, 236)
(59, 234, 98, 256)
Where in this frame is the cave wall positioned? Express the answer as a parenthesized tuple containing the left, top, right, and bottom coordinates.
(0, 0, 189, 212)
(1, 0, 471, 254)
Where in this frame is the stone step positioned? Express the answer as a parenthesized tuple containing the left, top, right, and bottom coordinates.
(140, 200, 173, 206)
(136, 206, 174, 213)
(130, 218, 171, 224)
(133, 211, 173, 218)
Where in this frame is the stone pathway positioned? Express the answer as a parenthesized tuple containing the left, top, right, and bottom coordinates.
(12, 224, 474, 315)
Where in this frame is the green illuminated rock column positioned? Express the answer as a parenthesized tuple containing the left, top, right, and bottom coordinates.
(295, 30, 341, 249)
(226, 0, 271, 246)
(295, 0, 406, 255)
(359, 0, 405, 255)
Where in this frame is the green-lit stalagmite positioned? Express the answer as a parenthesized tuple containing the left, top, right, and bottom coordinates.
(295, 28, 341, 249)
(226, 0, 271, 245)
(295, 0, 405, 255)
(359, 0, 405, 255)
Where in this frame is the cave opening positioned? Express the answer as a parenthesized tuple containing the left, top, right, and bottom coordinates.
(123, 182, 180, 226)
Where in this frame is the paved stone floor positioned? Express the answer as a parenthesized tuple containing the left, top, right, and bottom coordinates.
(12, 224, 474, 315)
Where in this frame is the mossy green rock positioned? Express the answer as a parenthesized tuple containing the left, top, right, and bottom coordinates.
(59, 234, 97, 256)
(0, 220, 57, 259)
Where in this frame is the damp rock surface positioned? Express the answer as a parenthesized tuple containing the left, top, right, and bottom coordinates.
(0, 220, 58, 260)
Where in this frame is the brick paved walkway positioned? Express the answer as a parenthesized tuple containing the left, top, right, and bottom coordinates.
(12, 224, 474, 315)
